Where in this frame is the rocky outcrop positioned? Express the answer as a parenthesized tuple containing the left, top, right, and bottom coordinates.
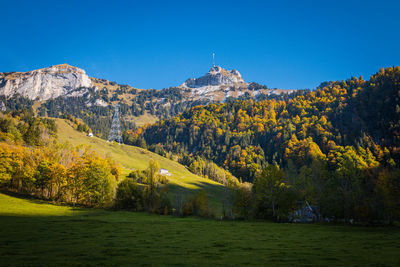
(179, 66, 250, 101)
(0, 64, 94, 100)
(178, 66, 294, 102)
(181, 66, 246, 88)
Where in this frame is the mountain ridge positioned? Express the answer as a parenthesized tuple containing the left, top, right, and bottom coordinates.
(0, 63, 293, 103)
(0, 63, 298, 137)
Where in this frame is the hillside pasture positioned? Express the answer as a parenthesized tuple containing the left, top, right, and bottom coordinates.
(55, 119, 227, 212)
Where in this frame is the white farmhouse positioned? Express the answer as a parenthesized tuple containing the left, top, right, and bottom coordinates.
(160, 168, 171, 176)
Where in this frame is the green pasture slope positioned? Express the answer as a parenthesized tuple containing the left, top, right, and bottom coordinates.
(55, 119, 227, 211)
(1, 192, 400, 266)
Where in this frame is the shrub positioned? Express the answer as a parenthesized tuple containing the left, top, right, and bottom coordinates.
(115, 178, 143, 211)
(233, 182, 254, 219)
(182, 190, 214, 218)
(156, 187, 172, 215)
(127, 170, 146, 183)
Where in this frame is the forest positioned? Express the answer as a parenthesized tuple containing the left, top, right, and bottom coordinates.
(127, 66, 400, 223)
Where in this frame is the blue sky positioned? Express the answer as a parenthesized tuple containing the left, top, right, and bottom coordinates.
(1, 0, 399, 89)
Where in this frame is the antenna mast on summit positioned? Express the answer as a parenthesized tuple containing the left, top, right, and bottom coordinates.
(212, 52, 215, 67)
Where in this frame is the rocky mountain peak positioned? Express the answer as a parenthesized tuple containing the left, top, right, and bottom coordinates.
(0, 64, 93, 101)
(181, 66, 246, 88)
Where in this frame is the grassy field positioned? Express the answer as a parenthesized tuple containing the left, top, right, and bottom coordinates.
(130, 112, 158, 126)
(1, 192, 400, 266)
(55, 119, 227, 212)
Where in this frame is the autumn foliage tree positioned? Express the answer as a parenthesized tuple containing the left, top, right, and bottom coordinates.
(0, 112, 120, 207)
(132, 66, 400, 223)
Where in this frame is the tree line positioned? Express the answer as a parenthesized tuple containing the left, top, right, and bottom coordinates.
(226, 163, 400, 224)
(127, 66, 400, 224)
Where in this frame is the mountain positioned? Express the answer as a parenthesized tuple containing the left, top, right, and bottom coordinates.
(180, 66, 294, 101)
(0, 64, 294, 104)
(0, 64, 296, 137)
(0, 64, 94, 101)
(182, 66, 246, 87)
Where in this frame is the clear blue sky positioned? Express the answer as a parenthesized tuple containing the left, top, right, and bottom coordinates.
(1, 0, 399, 89)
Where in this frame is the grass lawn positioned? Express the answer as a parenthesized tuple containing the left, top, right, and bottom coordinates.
(1, 192, 399, 266)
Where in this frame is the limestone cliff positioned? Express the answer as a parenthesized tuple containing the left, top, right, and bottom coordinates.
(182, 66, 246, 88)
(0, 64, 93, 100)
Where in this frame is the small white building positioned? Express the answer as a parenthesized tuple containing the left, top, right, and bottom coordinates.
(160, 168, 171, 176)
(87, 132, 94, 137)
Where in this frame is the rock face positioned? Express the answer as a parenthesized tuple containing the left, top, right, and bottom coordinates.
(178, 66, 294, 102)
(179, 66, 249, 101)
(181, 66, 246, 88)
(0, 64, 93, 100)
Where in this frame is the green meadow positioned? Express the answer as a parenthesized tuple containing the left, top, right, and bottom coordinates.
(1, 192, 399, 266)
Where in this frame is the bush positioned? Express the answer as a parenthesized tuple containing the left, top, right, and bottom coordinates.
(156, 187, 172, 215)
(182, 190, 214, 218)
(233, 182, 254, 219)
(127, 170, 147, 183)
(142, 184, 160, 213)
(116, 178, 143, 211)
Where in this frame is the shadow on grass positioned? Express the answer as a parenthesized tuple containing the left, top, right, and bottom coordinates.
(1, 189, 60, 204)
(165, 180, 232, 215)
(167, 180, 229, 198)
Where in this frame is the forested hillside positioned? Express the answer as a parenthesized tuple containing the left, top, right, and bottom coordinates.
(129, 66, 400, 223)
(139, 67, 400, 178)
(38, 83, 291, 138)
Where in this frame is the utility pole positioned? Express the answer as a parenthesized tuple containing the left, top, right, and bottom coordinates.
(108, 103, 123, 144)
